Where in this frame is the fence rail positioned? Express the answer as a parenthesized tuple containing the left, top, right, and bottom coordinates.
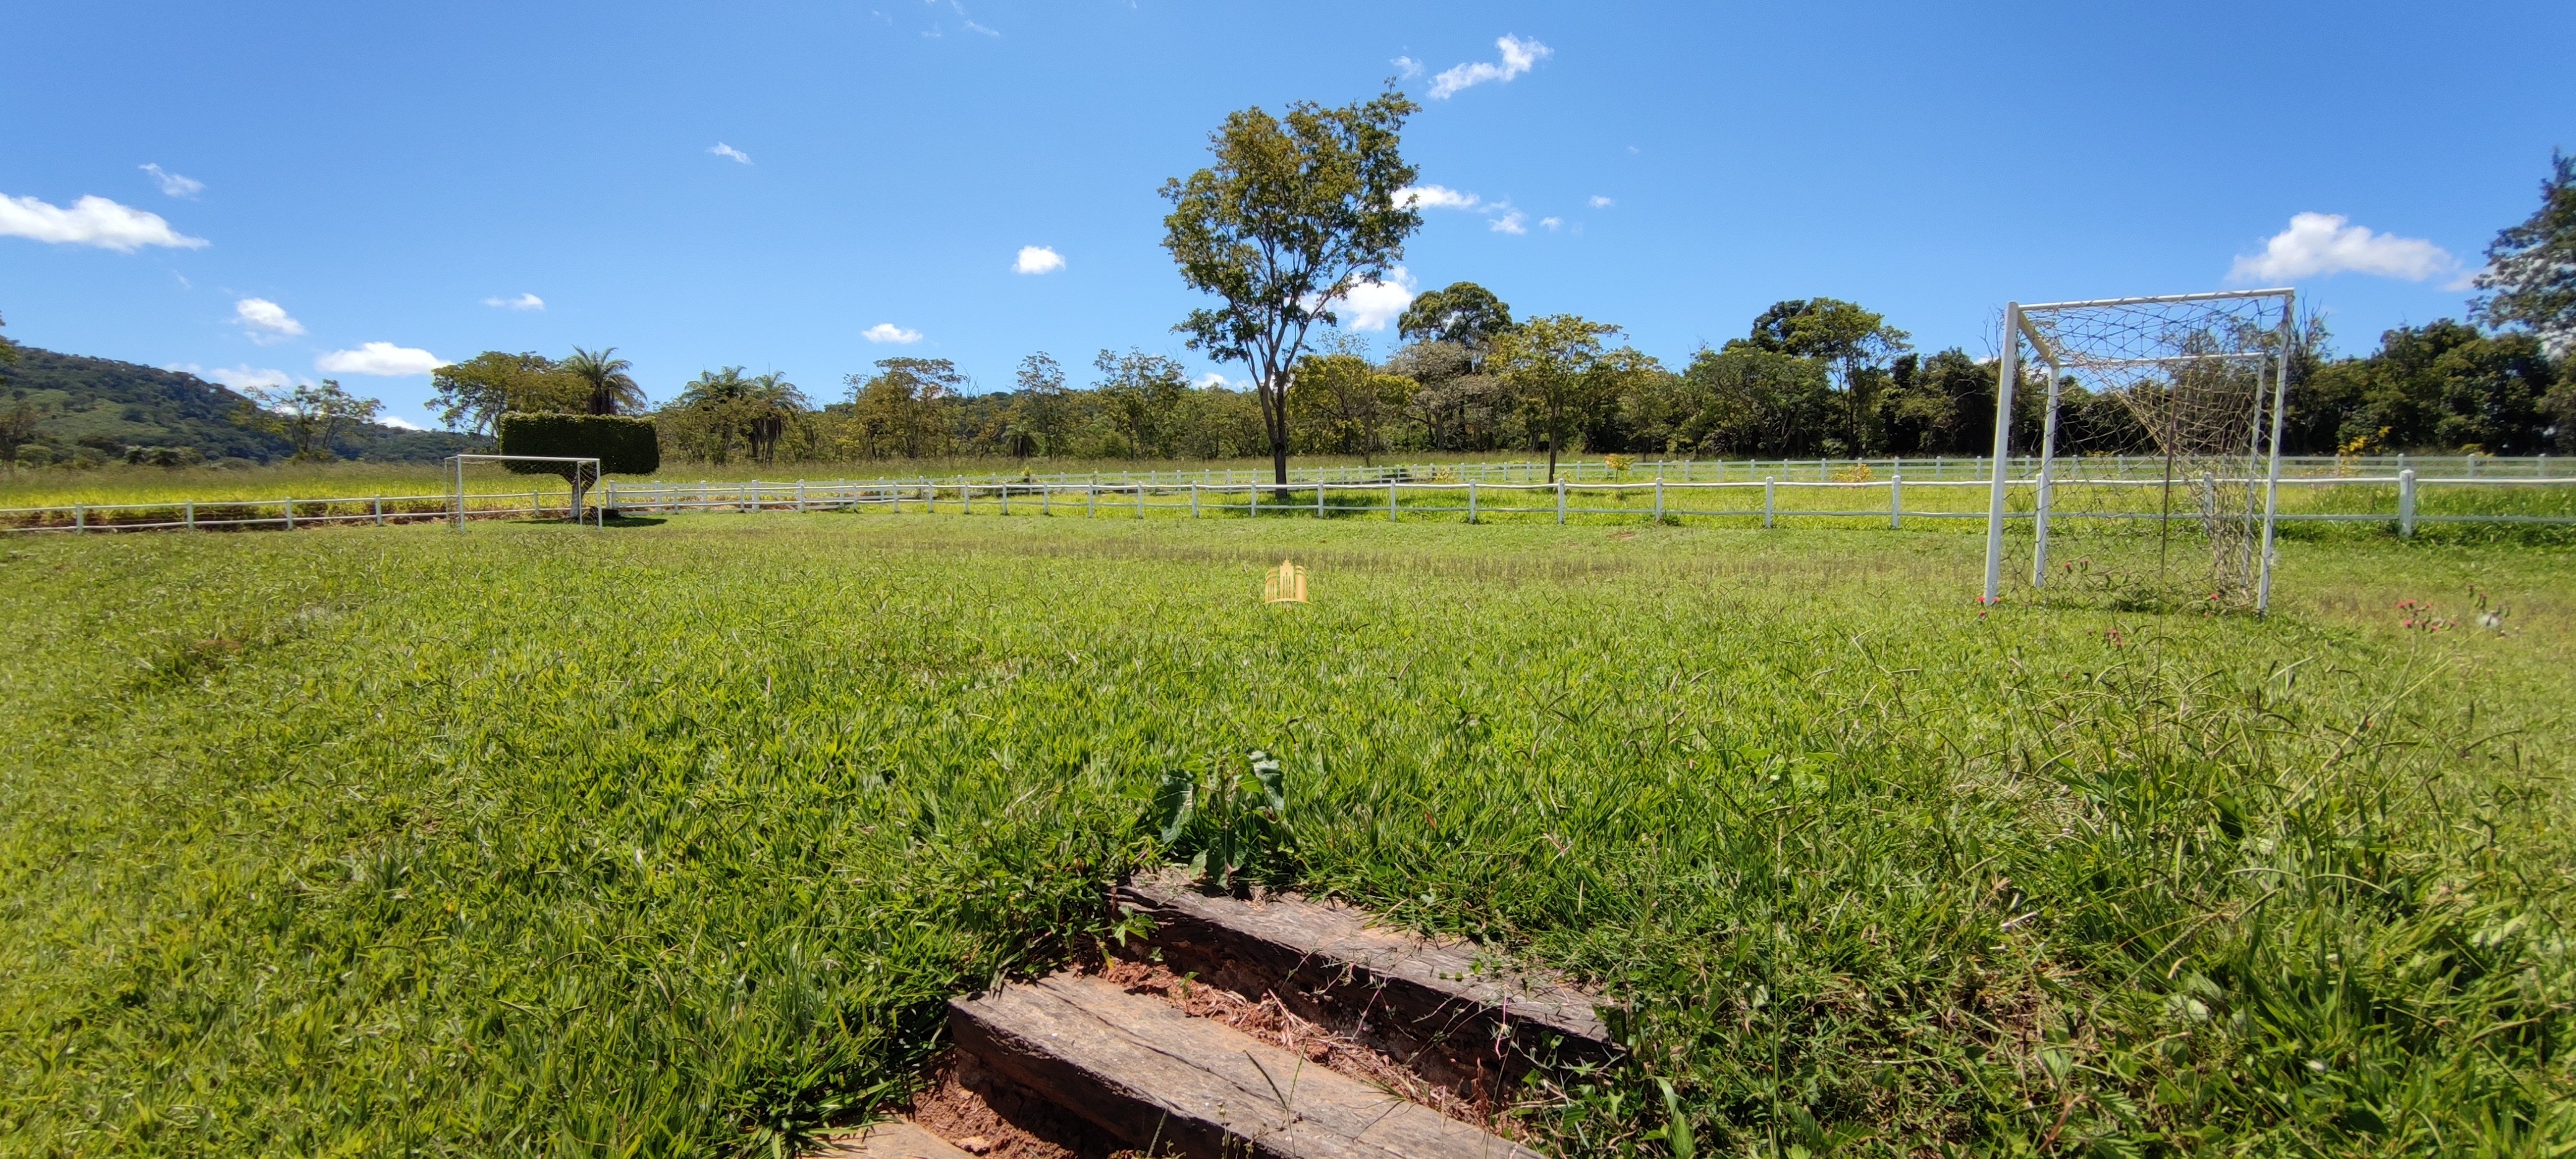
(6, 460, 2569, 536)
(624, 451, 2561, 490)
(1, 490, 585, 533)
(588, 471, 2573, 537)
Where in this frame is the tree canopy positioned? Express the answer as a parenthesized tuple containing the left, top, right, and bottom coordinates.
(1162, 86, 1421, 485)
(2474, 150, 2576, 352)
(430, 352, 588, 435)
(1396, 282, 1515, 354)
(237, 380, 383, 462)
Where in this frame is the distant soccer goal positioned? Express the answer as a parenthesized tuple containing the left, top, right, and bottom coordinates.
(1981, 289, 2297, 613)
(443, 454, 604, 529)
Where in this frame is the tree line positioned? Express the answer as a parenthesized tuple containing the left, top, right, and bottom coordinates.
(429, 128, 2574, 474)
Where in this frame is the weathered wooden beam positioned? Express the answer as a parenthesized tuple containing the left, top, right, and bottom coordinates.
(951, 974, 1544, 1159)
(1115, 872, 1617, 1090)
(820, 1121, 983, 1159)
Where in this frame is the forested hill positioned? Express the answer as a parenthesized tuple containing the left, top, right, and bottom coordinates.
(1, 345, 479, 464)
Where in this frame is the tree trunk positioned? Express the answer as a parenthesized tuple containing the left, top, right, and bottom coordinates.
(1260, 370, 1292, 501)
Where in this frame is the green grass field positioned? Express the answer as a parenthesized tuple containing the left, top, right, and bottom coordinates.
(2, 515, 2570, 1156)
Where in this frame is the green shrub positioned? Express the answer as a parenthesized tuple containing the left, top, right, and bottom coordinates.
(495, 412, 659, 478)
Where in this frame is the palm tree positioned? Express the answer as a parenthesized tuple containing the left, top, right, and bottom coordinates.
(674, 367, 806, 462)
(741, 372, 806, 463)
(564, 347, 645, 415)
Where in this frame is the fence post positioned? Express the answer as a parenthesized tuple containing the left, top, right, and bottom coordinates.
(1135, 482, 1144, 519)
(1467, 480, 1478, 523)
(1190, 482, 1199, 518)
(1388, 479, 1398, 521)
(797, 481, 807, 513)
(74, 503, 85, 532)
(1890, 471, 1903, 529)
(2468, 454, 2479, 479)
(1764, 477, 1776, 528)
(185, 500, 194, 531)
(1086, 483, 1095, 517)
(962, 482, 972, 515)
(287, 498, 297, 530)
(1556, 478, 1567, 524)
(374, 495, 384, 526)
(1653, 479, 1664, 523)
(1248, 484, 1258, 518)
(2398, 468, 2417, 537)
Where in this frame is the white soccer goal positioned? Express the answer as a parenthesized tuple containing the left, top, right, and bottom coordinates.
(1980, 289, 2297, 614)
(443, 454, 604, 529)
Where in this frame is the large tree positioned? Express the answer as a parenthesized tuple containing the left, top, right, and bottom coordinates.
(1396, 282, 1515, 365)
(2474, 150, 2576, 352)
(1744, 298, 1912, 454)
(1162, 87, 1421, 490)
(1289, 348, 1416, 464)
(1093, 348, 1191, 459)
(1490, 315, 1652, 480)
(1009, 353, 1069, 459)
(668, 367, 807, 464)
(842, 358, 962, 459)
(430, 352, 586, 434)
(564, 347, 645, 415)
(237, 380, 382, 461)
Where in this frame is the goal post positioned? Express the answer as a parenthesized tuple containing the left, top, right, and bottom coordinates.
(443, 454, 604, 529)
(1981, 288, 2297, 614)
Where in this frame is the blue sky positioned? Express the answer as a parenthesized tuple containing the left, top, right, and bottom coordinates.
(4, 1, 2569, 429)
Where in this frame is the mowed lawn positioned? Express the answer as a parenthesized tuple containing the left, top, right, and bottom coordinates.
(1, 514, 2569, 1157)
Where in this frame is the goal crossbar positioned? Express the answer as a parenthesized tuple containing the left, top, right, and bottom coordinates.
(442, 454, 604, 529)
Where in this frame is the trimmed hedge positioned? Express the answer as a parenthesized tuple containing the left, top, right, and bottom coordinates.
(495, 412, 659, 477)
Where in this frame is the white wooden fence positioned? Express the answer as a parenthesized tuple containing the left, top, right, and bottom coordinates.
(6, 459, 2569, 536)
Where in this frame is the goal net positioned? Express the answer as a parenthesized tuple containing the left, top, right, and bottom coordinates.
(443, 454, 604, 529)
(1981, 289, 2297, 613)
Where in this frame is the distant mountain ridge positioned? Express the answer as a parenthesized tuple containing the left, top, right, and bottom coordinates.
(1, 345, 483, 464)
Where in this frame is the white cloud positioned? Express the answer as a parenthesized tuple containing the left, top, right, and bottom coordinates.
(1588, 195, 1613, 209)
(1395, 183, 1482, 211)
(1391, 55, 1422, 79)
(1197, 371, 1234, 389)
(139, 163, 203, 199)
(1489, 211, 1528, 235)
(482, 292, 546, 310)
(1014, 245, 1065, 274)
(380, 415, 428, 431)
(864, 323, 923, 344)
(316, 342, 445, 376)
(2228, 212, 2459, 285)
(171, 363, 298, 390)
(232, 297, 305, 341)
(962, 19, 998, 35)
(0, 193, 208, 251)
(1328, 266, 1416, 332)
(1539, 216, 1563, 231)
(709, 142, 752, 164)
(1428, 35, 1551, 100)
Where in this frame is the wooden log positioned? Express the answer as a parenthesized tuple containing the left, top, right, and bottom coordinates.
(1114, 872, 1617, 1091)
(950, 974, 1543, 1159)
(820, 1121, 981, 1159)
